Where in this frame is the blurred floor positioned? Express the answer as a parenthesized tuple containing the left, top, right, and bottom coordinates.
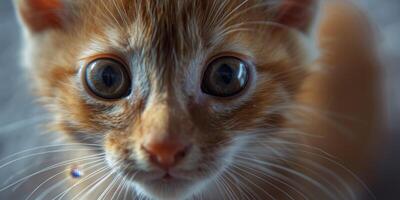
(0, 0, 399, 199)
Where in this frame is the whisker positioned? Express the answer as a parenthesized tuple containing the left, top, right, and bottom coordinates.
(0, 154, 105, 193)
(219, 0, 280, 28)
(25, 159, 105, 200)
(236, 136, 333, 158)
(299, 159, 355, 200)
(214, 174, 233, 200)
(111, 172, 129, 200)
(271, 103, 359, 137)
(232, 162, 296, 200)
(99, 0, 123, 29)
(239, 133, 374, 199)
(68, 159, 123, 200)
(0, 148, 103, 171)
(234, 154, 338, 199)
(113, 166, 135, 200)
(124, 171, 139, 199)
(52, 165, 111, 200)
(36, 176, 69, 200)
(97, 171, 122, 200)
(98, 162, 131, 200)
(231, 164, 280, 200)
(235, 153, 353, 199)
(206, 0, 229, 28)
(112, 0, 130, 28)
(2, 158, 44, 187)
(218, 0, 249, 26)
(78, 168, 114, 200)
(225, 162, 275, 200)
(216, 170, 241, 200)
(0, 115, 50, 134)
(225, 167, 265, 200)
(233, 158, 309, 200)
(122, 177, 131, 200)
(0, 143, 103, 164)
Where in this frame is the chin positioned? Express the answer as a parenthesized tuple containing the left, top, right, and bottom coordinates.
(115, 165, 220, 200)
(133, 179, 200, 200)
(107, 162, 210, 200)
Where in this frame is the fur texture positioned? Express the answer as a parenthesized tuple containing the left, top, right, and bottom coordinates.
(15, 0, 382, 199)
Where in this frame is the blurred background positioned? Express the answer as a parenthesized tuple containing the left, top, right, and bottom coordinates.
(0, 0, 399, 199)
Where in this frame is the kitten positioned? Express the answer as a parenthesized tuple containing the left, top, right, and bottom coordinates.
(15, 0, 382, 199)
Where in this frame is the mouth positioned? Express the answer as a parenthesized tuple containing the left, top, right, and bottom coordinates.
(118, 168, 197, 199)
(161, 172, 174, 180)
(149, 172, 192, 185)
(111, 157, 211, 182)
(115, 162, 193, 183)
(105, 150, 229, 199)
(125, 168, 197, 183)
(156, 170, 198, 182)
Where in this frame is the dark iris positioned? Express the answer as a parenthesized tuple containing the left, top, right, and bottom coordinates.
(201, 56, 249, 97)
(85, 58, 131, 99)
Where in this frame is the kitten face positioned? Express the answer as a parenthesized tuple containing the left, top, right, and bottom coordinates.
(17, 0, 317, 199)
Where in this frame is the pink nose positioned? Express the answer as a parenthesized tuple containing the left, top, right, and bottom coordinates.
(142, 141, 190, 170)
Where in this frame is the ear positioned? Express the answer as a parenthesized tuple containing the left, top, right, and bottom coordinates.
(276, 0, 319, 34)
(15, 0, 65, 33)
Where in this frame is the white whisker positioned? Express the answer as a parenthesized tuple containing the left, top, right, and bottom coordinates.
(53, 165, 111, 200)
(0, 115, 50, 134)
(0, 143, 103, 164)
(0, 148, 103, 171)
(0, 154, 105, 193)
(68, 159, 123, 200)
(25, 159, 105, 200)
(234, 154, 338, 199)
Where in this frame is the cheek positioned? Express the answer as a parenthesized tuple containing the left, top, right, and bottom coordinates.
(103, 125, 154, 164)
(57, 92, 135, 135)
(104, 131, 136, 164)
(204, 135, 252, 174)
(189, 71, 290, 135)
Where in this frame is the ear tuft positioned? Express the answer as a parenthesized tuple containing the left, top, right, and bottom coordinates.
(276, 0, 319, 34)
(16, 0, 64, 33)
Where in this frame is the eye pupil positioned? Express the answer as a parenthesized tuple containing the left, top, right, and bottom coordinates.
(102, 66, 118, 87)
(217, 64, 234, 85)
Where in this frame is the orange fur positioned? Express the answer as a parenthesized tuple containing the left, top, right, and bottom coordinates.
(16, 0, 382, 199)
(17, 0, 63, 32)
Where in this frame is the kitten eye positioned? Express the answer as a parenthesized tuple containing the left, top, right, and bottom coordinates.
(201, 56, 249, 97)
(85, 58, 131, 99)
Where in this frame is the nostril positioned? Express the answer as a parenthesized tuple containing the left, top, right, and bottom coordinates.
(175, 144, 191, 162)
